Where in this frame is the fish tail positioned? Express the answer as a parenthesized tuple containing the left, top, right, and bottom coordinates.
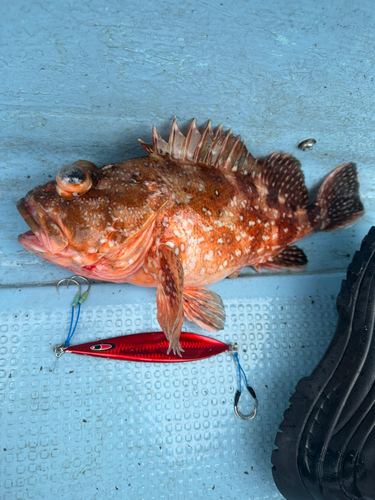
(308, 162, 364, 232)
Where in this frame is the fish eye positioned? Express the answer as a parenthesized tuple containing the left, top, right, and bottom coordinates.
(56, 162, 93, 199)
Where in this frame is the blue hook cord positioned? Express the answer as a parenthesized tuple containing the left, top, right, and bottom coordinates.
(64, 303, 81, 346)
(53, 276, 90, 364)
(232, 349, 258, 421)
(62, 282, 89, 347)
(234, 352, 249, 393)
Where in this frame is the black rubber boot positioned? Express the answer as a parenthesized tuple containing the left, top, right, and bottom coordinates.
(272, 226, 375, 500)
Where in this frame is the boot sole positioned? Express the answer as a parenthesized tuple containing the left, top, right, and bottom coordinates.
(271, 226, 375, 500)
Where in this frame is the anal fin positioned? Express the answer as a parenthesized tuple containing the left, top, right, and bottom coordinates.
(258, 245, 308, 271)
(183, 287, 226, 332)
(156, 245, 185, 356)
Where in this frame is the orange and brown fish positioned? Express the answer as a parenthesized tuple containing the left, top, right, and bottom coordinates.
(17, 119, 364, 355)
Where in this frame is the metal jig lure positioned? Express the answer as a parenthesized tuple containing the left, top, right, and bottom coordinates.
(54, 330, 231, 362)
(53, 276, 257, 421)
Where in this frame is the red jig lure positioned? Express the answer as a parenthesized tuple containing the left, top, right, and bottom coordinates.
(54, 331, 232, 363)
(53, 275, 257, 420)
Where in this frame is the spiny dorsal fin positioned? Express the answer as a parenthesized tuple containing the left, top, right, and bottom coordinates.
(139, 118, 255, 175)
(253, 152, 309, 209)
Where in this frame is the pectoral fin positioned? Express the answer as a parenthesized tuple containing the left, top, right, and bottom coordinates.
(155, 245, 185, 356)
(183, 287, 226, 332)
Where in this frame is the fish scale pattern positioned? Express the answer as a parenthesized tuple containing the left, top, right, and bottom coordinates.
(0, 283, 339, 500)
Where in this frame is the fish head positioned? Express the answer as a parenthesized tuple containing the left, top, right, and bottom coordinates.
(17, 159, 167, 274)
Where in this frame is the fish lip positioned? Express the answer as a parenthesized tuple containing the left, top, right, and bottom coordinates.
(17, 198, 42, 237)
(17, 197, 68, 254)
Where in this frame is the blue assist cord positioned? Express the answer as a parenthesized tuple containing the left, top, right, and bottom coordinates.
(234, 352, 249, 393)
(61, 282, 90, 347)
(64, 303, 81, 347)
(232, 348, 258, 421)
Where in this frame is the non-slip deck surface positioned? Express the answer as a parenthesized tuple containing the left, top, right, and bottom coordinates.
(1, 276, 341, 499)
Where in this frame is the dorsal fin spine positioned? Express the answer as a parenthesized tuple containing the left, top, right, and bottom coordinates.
(182, 118, 197, 160)
(139, 119, 255, 175)
(194, 121, 212, 163)
(167, 119, 177, 155)
(227, 136, 243, 172)
(215, 129, 232, 168)
(138, 139, 154, 156)
(210, 124, 224, 163)
(152, 126, 167, 153)
(168, 119, 184, 158)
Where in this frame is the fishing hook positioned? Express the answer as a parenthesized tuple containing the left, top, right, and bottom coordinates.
(67, 275, 91, 304)
(67, 275, 91, 294)
(54, 276, 91, 356)
(56, 277, 81, 296)
(230, 343, 258, 421)
(234, 386, 258, 421)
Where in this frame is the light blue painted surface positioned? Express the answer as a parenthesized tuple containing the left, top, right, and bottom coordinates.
(1, 0, 375, 498)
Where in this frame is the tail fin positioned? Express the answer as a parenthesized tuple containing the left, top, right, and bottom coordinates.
(308, 162, 364, 231)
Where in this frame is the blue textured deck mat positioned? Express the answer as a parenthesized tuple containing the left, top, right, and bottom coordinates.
(0, 275, 342, 499)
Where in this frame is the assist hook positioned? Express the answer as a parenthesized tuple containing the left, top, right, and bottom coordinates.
(54, 275, 91, 356)
(230, 343, 258, 421)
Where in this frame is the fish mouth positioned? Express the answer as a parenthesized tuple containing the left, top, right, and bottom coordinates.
(17, 197, 68, 254)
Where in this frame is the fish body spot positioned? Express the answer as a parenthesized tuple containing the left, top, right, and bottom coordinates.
(204, 250, 213, 261)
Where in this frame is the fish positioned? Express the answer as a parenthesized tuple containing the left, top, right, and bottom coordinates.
(17, 119, 364, 355)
